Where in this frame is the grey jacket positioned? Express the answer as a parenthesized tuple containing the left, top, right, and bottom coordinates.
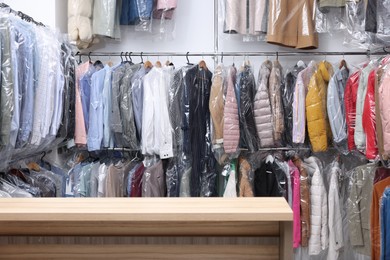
(0, 18, 14, 147)
(347, 164, 376, 256)
(111, 64, 126, 147)
(254, 60, 274, 147)
(120, 63, 141, 149)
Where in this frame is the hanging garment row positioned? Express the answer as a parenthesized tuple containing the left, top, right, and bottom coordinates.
(0, 8, 75, 170)
(3, 147, 390, 259)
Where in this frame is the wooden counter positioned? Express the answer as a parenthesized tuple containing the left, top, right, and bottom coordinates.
(0, 198, 293, 259)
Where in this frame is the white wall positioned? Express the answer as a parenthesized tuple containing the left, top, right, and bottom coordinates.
(5, 0, 371, 73)
(3, 0, 67, 32)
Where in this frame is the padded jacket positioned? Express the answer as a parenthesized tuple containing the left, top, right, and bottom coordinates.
(269, 60, 284, 145)
(304, 157, 328, 255)
(254, 60, 274, 147)
(362, 69, 378, 160)
(223, 66, 240, 154)
(238, 65, 259, 152)
(292, 155, 311, 247)
(344, 70, 361, 151)
(306, 62, 333, 152)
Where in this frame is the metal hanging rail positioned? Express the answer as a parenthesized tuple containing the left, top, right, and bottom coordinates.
(76, 50, 389, 58)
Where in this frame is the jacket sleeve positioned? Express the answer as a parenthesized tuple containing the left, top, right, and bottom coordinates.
(321, 177, 329, 250)
(292, 73, 306, 143)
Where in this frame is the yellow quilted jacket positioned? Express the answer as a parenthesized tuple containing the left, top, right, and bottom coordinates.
(306, 61, 333, 152)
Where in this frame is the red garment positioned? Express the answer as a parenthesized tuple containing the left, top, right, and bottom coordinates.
(130, 164, 145, 197)
(362, 69, 378, 160)
(344, 71, 361, 151)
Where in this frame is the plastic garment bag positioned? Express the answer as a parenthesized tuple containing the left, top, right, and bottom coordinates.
(254, 60, 274, 148)
(267, 0, 318, 49)
(315, 0, 346, 34)
(344, 0, 371, 49)
(68, 0, 95, 49)
(238, 65, 258, 152)
(92, 0, 121, 39)
(282, 62, 305, 146)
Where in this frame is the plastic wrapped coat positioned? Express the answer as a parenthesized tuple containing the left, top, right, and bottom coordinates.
(292, 155, 311, 247)
(304, 157, 328, 255)
(306, 62, 333, 152)
(238, 65, 259, 152)
(223, 66, 240, 154)
(344, 70, 361, 151)
(355, 63, 377, 151)
(209, 65, 225, 145)
(269, 60, 284, 145)
(327, 67, 349, 144)
(282, 63, 306, 146)
(362, 69, 378, 160)
(379, 66, 390, 155)
(267, 0, 318, 49)
(254, 60, 274, 148)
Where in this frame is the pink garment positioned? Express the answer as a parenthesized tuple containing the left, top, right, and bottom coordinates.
(153, 0, 177, 19)
(74, 62, 90, 145)
(379, 67, 390, 154)
(223, 66, 239, 154)
(288, 160, 301, 248)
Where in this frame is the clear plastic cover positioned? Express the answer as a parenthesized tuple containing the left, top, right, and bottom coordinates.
(345, 69, 361, 151)
(141, 66, 174, 159)
(315, 0, 346, 34)
(354, 61, 377, 153)
(119, 64, 141, 150)
(306, 61, 334, 152)
(344, 0, 372, 49)
(152, 0, 177, 41)
(221, 0, 268, 42)
(254, 60, 274, 148)
(68, 0, 95, 49)
(92, 0, 121, 39)
(270, 60, 285, 146)
(135, 0, 154, 32)
(142, 159, 166, 197)
(238, 64, 258, 152)
(254, 155, 287, 197)
(223, 65, 240, 155)
(327, 64, 349, 150)
(238, 156, 254, 197)
(346, 164, 376, 257)
(282, 61, 306, 147)
(267, 0, 318, 49)
(362, 68, 378, 160)
(372, 0, 390, 46)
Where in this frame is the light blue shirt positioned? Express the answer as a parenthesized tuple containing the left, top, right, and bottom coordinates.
(87, 65, 108, 151)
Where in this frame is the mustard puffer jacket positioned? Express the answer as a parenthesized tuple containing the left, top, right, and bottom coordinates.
(306, 61, 333, 152)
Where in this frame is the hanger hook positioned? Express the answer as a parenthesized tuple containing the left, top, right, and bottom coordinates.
(88, 52, 92, 63)
(276, 52, 279, 61)
(141, 52, 144, 64)
(40, 151, 46, 161)
(120, 52, 123, 62)
(221, 52, 224, 64)
(76, 51, 82, 65)
(129, 52, 133, 63)
(186, 52, 190, 64)
(124, 52, 128, 61)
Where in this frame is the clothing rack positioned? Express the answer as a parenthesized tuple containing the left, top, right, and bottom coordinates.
(0, 3, 45, 27)
(76, 50, 390, 59)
